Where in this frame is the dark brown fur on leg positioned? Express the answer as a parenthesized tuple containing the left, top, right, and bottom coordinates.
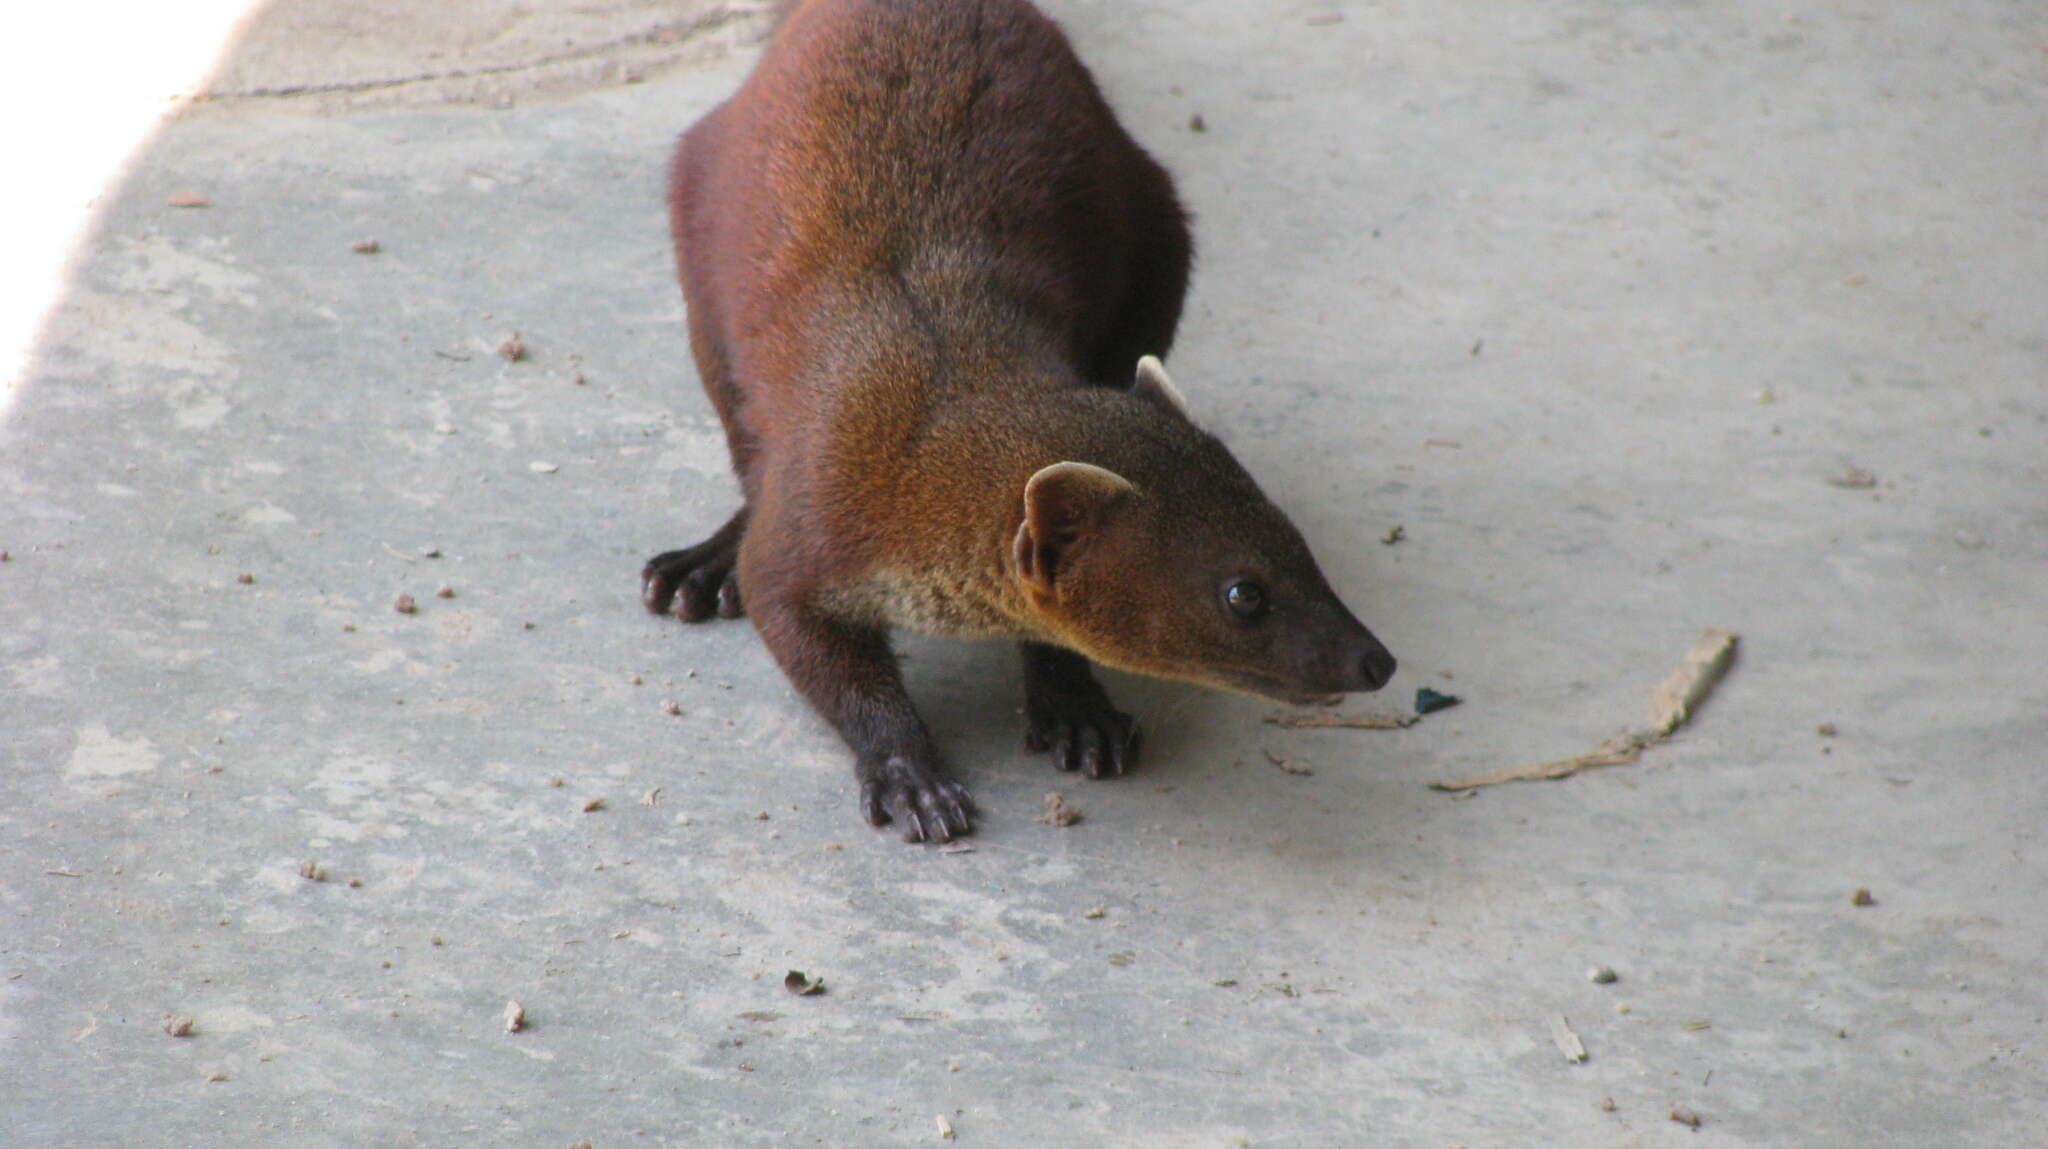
(749, 589, 975, 841)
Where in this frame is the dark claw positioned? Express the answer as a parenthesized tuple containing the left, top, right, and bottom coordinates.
(1053, 728, 1079, 772)
(1078, 723, 1107, 778)
(715, 576, 744, 618)
(678, 566, 725, 621)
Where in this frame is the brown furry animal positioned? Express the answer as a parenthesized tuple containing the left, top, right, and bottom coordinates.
(642, 0, 1395, 842)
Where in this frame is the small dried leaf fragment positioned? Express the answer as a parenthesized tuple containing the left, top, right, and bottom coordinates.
(1040, 791, 1082, 826)
(1263, 748, 1313, 775)
(1647, 628, 1738, 736)
(1549, 1013, 1588, 1063)
(784, 970, 826, 996)
(1414, 687, 1461, 715)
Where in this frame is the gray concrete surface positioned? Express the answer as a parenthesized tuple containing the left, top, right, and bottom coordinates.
(4, 1, 2046, 1145)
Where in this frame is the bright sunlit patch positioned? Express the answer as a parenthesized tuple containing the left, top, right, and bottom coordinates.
(0, 0, 260, 418)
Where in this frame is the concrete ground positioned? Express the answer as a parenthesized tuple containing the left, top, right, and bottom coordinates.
(4, 1, 2045, 1145)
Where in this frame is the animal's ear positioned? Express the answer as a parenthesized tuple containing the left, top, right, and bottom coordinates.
(1130, 355, 1189, 417)
(1013, 461, 1136, 600)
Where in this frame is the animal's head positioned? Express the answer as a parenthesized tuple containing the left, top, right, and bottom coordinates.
(1011, 358, 1396, 704)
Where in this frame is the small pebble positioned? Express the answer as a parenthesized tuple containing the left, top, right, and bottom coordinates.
(1816, 722, 1838, 737)
(392, 593, 417, 615)
(435, 584, 455, 599)
(162, 1013, 195, 1037)
(1669, 1103, 1701, 1128)
(351, 238, 381, 254)
(1187, 113, 1206, 132)
(235, 573, 255, 585)
(498, 331, 526, 361)
(581, 797, 605, 813)
(297, 860, 326, 882)
(1851, 887, 1875, 906)
(1587, 964, 1618, 984)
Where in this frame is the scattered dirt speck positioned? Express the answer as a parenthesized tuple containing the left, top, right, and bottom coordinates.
(435, 584, 454, 599)
(297, 859, 327, 882)
(392, 593, 417, 615)
(351, 238, 381, 254)
(581, 797, 605, 813)
(162, 1013, 195, 1037)
(497, 331, 526, 361)
(1669, 1103, 1701, 1128)
(1851, 887, 1875, 906)
(235, 573, 255, 584)
(1040, 791, 1082, 826)
(167, 191, 211, 208)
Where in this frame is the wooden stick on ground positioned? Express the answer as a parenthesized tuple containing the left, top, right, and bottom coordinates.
(1429, 628, 1738, 792)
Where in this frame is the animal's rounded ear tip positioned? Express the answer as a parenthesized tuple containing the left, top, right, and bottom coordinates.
(1027, 460, 1135, 499)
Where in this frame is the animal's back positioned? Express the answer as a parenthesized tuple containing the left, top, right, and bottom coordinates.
(672, 0, 1189, 398)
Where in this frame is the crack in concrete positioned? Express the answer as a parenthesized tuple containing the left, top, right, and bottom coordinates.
(196, 5, 760, 102)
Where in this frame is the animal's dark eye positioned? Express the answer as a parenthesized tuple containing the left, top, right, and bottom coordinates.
(1224, 580, 1267, 620)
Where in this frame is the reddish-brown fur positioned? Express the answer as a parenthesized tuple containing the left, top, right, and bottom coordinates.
(642, 0, 1394, 842)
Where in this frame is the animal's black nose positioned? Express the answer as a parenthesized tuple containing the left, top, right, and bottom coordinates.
(1357, 642, 1396, 691)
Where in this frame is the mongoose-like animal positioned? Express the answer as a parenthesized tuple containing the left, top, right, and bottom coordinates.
(641, 0, 1397, 842)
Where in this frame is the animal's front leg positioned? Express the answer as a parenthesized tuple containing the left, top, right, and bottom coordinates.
(751, 593, 975, 842)
(1020, 642, 1141, 779)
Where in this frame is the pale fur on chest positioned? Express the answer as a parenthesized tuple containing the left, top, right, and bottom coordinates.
(816, 566, 1022, 640)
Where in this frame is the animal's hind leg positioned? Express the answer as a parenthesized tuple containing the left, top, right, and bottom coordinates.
(643, 307, 754, 623)
(643, 505, 748, 622)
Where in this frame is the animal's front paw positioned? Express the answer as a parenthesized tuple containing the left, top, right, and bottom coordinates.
(1025, 687, 1141, 779)
(858, 753, 975, 843)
